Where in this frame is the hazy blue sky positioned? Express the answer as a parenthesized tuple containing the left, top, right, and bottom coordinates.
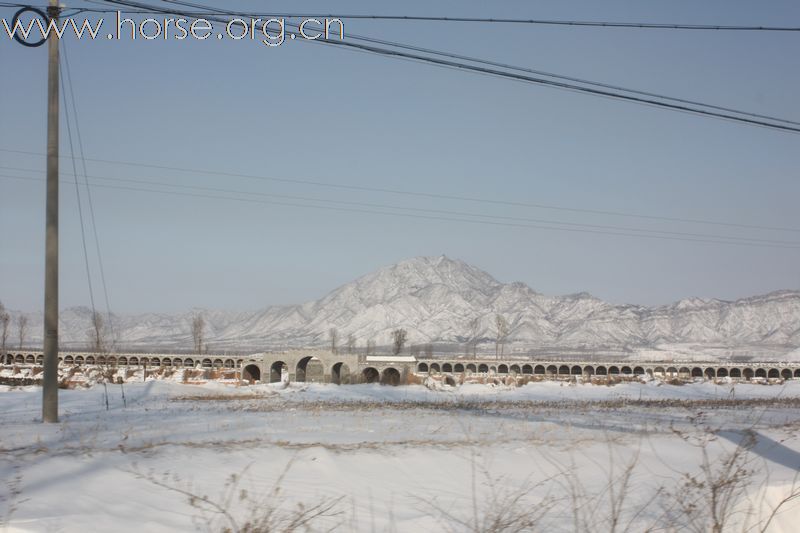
(1, 0, 799, 312)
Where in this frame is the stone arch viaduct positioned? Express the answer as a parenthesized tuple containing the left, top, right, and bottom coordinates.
(3, 350, 800, 384)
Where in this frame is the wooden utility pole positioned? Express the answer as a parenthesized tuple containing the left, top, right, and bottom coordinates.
(42, 0, 60, 423)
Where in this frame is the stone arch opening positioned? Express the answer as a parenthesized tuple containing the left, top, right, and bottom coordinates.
(691, 367, 703, 377)
(596, 366, 607, 375)
(768, 368, 780, 379)
(478, 364, 489, 373)
(729, 368, 741, 378)
(454, 363, 465, 373)
(297, 356, 324, 383)
(418, 362, 429, 373)
(558, 365, 570, 375)
(161, 358, 171, 367)
(571, 365, 582, 375)
(489, 366, 497, 374)
(678, 367, 690, 376)
(270, 361, 288, 383)
(172, 358, 183, 368)
(332, 362, 351, 385)
(201, 358, 212, 368)
(584, 366, 595, 376)
(243, 364, 261, 382)
(224, 359, 235, 368)
(510, 364, 520, 374)
(26, 354, 36, 364)
(498, 364, 509, 374)
(430, 363, 441, 373)
(85, 355, 95, 365)
(151, 357, 160, 367)
(717, 368, 729, 378)
(362, 367, 380, 384)
(536, 365, 547, 375)
(795, 369, 800, 378)
(64, 355, 74, 365)
(743, 368, 753, 380)
(781, 369, 792, 380)
(184, 358, 194, 367)
(621, 366, 632, 375)
(442, 363, 453, 373)
(522, 364, 533, 375)
(546, 365, 557, 375)
(704, 368, 715, 379)
(381, 367, 401, 386)
(755, 368, 766, 379)
(654, 367, 665, 375)
(608, 366, 620, 375)
(466, 363, 477, 373)
(129, 357, 139, 366)
(212, 359, 223, 369)
(118, 357, 128, 366)
(633, 367, 645, 375)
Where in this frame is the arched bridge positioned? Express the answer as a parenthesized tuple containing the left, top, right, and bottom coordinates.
(3, 350, 799, 384)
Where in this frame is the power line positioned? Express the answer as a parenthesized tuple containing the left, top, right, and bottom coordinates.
(59, 52, 98, 327)
(156, 2, 800, 32)
(4, 174, 800, 250)
(162, 0, 800, 127)
(100, 0, 800, 133)
(2, 147, 798, 234)
(8, 1, 799, 31)
(326, 33, 800, 128)
(5, 164, 799, 246)
(61, 42, 117, 346)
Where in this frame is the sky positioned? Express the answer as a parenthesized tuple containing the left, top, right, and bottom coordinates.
(1, 0, 799, 313)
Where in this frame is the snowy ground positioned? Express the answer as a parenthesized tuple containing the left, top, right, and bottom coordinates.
(2, 380, 800, 532)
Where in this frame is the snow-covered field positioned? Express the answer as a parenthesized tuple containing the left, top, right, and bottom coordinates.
(2, 380, 800, 532)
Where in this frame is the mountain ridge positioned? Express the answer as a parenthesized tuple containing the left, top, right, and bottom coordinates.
(6, 256, 800, 360)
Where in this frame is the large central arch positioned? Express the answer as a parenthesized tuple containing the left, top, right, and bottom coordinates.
(296, 356, 324, 383)
(242, 364, 261, 382)
(362, 367, 380, 383)
(381, 367, 401, 386)
(270, 361, 288, 383)
(331, 362, 351, 385)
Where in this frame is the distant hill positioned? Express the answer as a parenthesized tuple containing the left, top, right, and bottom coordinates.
(9, 256, 800, 360)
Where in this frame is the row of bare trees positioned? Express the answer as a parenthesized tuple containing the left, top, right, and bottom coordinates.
(327, 327, 409, 356)
(0, 301, 29, 354)
(466, 314, 509, 359)
(0, 303, 510, 359)
(0, 299, 111, 356)
(325, 316, 510, 358)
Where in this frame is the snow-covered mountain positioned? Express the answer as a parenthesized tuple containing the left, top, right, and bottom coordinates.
(7, 256, 800, 360)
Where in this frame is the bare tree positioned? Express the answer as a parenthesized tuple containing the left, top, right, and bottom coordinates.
(495, 314, 509, 360)
(391, 328, 408, 356)
(346, 333, 356, 354)
(329, 327, 339, 354)
(0, 301, 10, 363)
(191, 313, 205, 354)
(468, 316, 481, 358)
(16, 315, 28, 350)
(87, 311, 107, 353)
